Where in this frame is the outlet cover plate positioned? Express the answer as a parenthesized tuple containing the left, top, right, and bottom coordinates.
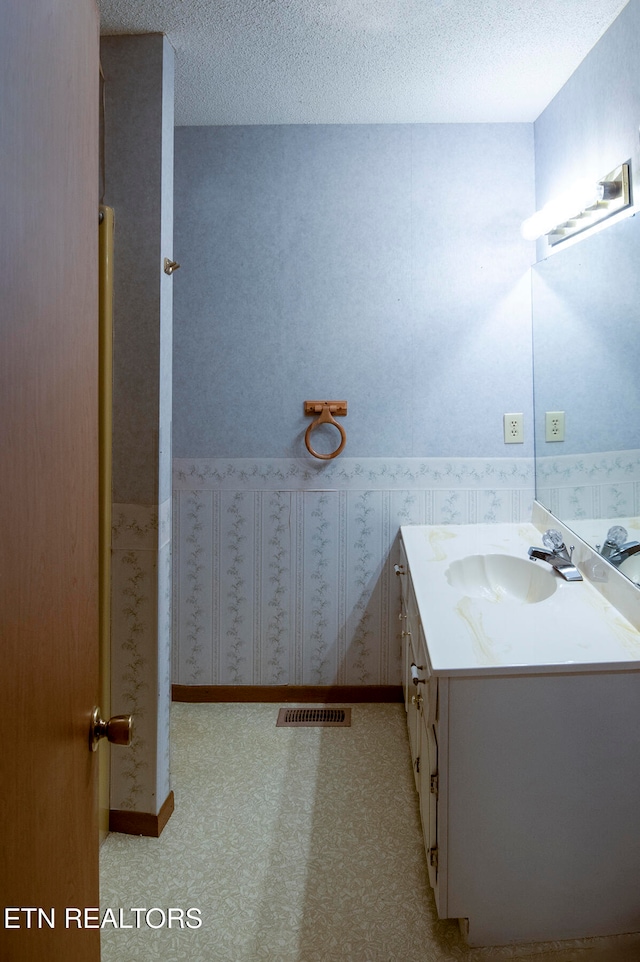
(504, 413, 524, 444)
(545, 411, 565, 442)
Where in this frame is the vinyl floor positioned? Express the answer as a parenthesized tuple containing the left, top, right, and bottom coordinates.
(100, 702, 640, 962)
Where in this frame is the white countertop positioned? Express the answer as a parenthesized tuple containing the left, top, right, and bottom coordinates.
(400, 522, 640, 677)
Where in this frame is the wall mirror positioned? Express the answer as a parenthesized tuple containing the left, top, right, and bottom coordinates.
(532, 212, 640, 584)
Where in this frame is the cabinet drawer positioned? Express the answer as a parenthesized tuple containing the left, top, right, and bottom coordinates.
(397, 538, 410, 603)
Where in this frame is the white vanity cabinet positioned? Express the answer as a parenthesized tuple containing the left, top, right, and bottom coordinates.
(397, 540, 445, 906)
(398, 524, 640, 948)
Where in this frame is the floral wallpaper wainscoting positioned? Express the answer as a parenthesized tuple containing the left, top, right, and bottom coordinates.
(536, 450, 640, 521)
(172, 457, 534, 688)
(110, 501, 172, 813)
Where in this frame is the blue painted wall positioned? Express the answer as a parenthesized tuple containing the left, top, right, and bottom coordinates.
(533, 0, 640, 474)
(170, 121, 536, 687)
(173, 123, 535, 460)
(534, 0, 640, 219)
(101, 34, 174, 810)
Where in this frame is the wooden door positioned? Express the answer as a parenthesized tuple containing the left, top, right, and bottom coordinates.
(0, 1, 101, 960)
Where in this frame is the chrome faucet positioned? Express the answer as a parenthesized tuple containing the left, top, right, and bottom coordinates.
(528, 528, 583, 582)
(597, 525, 640, 567)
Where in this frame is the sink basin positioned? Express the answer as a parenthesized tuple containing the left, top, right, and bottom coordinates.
(619, 554, 640, 585)
(445, 554, 558, 604)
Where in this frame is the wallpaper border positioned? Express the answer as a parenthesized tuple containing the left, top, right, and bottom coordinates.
(536, 449, 640, 521)
(174, 456, 534, 491)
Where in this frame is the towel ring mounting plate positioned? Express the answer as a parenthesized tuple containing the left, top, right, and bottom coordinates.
(304, 400, 347, 460)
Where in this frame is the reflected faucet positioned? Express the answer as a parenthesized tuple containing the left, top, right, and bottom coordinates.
(597, 525, 640, 567)
(528, 528, 583, 582)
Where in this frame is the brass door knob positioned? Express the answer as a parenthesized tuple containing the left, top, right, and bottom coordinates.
(90, 706, 133, 752)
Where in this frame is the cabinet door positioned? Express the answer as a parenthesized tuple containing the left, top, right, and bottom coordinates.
(398, 540, 412, 712)
(419, 711, 439, 890)
(401, 597, 411, 712)
(406, 638, 422, 793)
(404, 568, 431, 794)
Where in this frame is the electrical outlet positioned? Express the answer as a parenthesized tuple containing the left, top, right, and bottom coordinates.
(545, 411, 565, 442)
(503, 413, 524, 444)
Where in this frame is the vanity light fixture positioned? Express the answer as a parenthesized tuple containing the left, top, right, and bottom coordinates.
(521, 163, 630, 245)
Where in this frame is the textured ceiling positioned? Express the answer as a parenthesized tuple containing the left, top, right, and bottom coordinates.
(97, 0, 630, 126)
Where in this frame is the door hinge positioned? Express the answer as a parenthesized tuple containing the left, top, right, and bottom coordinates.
(429, 846, 438, 871)
(430, 772, 438, 796)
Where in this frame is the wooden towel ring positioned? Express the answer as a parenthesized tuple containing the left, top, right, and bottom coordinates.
(304, 401, 347, 460)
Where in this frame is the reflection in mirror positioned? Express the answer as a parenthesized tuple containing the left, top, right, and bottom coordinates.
(532, 213, 640, 585)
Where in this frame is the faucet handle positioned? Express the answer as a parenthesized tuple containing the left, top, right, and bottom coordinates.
(605, 525, 627, 547)
(542, 529, 564, 551)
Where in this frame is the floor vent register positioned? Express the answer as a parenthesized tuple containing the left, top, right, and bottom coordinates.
(276, 707, 352, 728)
